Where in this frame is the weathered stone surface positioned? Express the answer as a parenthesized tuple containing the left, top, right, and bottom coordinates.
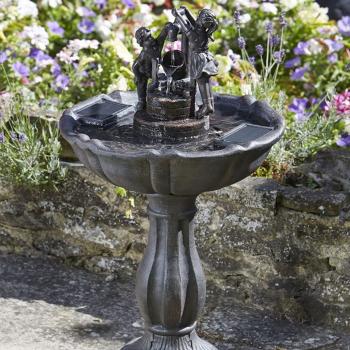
(1, 253, 350, 350)
(0, 151, 350, 331)
(297, 149, 350, 192)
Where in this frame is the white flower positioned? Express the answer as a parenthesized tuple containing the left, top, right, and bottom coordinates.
(109, 14, 121, 26)
(227, 49, 241, 70)
(57, 39, 99, 64)
(33, 76, 43, 84)
(306, 39, 323, 55)
(133, 4, 154, 27)
(0, 0, 12, 9)
(22, 25, 49, 50)
(96, 16, 112, 40)
(109, 37, 133, 63)
(108, 76, 128, 92)
(318, 25, 339, 35)
(18, 41, 31, 56)
(57, 49, 79, 64)
(68, 39, 99, 52)
(17, 0, 38, 18)
(235, 0, 258, 8)
(240, 13, 251, 24)
(20, 86, 36, 102)
(261, 2, 278, 15)
(163, 9, 175, 22)
(41, 0, 62, 8)
(299, 3, 329, 24)
(152, 0, 165, 6)
(279, 0, 302, 10)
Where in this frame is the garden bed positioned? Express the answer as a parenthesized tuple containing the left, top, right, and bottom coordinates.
(0, 149, 349, 330)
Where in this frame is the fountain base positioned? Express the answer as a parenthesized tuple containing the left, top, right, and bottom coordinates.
(134, 90, 208, 143)
(122, 331, 218, 350)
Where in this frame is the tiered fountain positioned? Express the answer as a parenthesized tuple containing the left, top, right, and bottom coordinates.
(60, 6, 284, 350)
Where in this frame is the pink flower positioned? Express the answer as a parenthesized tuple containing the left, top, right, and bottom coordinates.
(326, 90, 350, 116)
(164, 40, 182, 52)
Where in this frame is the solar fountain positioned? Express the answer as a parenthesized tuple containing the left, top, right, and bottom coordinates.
(60, 6, 284, 350)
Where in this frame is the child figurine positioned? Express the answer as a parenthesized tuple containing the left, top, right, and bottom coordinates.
(132, 23, 174, 111)
(172, 8, 219, 117)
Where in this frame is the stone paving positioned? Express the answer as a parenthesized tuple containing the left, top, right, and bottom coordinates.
(0, 253, 350, 350)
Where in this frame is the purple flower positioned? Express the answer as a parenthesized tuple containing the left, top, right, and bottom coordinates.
(47, 21, 64, 37)
(18, 133, 27, 143)
(51, 62, 61, 77)
(327, 53, 338, 63)
(256, 44, 264, 56)
(336, 134, 350, 147)
(54, 74, 70, 91)
(32, 49, 52, 64)
(265, 22, 273, 34)
(12, 62, 30, 77)
(234, 10, 241, 26)
(248, 56, 255, 65)
(324, 39, 344, 53)
(289, 98, 308, 113)
(10, 132, 17, 140)
(36, 52, 52, 63)
(284, 56, 301, 68)
(78, 19, 95, 34)
(289, 98, 310, 122)
(95, 0, 107, 9)
(271, 34, 280, 47)
(273, 50, 285, 63)
(0, 132, 5, 144)
(279, 11, 287, 28)
(122, 0, 135, 8)
(0, 51, 8, 64)
(29, 48, 41, 58)
(293, 41, 309, 55)
(77, 6, 96, 17)
(291, 66, 308, 81)
(237, 36, 246, 49)
(337, 16, 350, 37)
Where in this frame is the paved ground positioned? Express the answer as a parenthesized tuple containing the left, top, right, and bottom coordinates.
(0, 253, 350, 350)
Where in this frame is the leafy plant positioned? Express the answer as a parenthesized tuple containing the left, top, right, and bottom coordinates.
(0, 93, 66, 187)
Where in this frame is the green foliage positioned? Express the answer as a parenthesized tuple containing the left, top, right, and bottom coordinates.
(0, 94, 66, 188)
(115, 186, 135, 219)
(0, 0, 349, 187)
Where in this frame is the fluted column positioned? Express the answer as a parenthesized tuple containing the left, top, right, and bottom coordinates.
(122, 194, 217, 350)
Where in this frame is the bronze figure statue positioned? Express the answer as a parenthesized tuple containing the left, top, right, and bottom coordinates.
(133, 6, 218, 119)
(132, 23, 173, 111)
(172, 7, 219, 117)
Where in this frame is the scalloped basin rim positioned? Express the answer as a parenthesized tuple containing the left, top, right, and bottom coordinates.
(59, 91, 285, 195)
(60, 92, 285, 160)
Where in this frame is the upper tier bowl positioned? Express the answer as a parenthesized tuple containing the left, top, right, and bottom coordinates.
(59, 91, 284, 195)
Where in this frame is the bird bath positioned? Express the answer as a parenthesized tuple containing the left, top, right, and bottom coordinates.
(60, 6, 284, 350)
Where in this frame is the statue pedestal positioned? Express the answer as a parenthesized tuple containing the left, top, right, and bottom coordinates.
(134, 91, 208, 143)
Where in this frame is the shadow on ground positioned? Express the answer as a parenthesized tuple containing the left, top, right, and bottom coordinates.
(0, 253, 349, 350)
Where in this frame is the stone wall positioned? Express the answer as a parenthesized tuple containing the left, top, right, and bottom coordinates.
(0, 150, 349, 330)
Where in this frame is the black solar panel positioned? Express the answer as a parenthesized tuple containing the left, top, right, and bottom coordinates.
(218, 124, 273, 146)
(76, 100, 132, 127)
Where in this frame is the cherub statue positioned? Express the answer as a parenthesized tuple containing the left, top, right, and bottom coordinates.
(172, 8, 219, 117)
(132, 23, 173, 111)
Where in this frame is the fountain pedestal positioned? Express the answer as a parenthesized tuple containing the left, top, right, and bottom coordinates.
(123, 194, 216, 350)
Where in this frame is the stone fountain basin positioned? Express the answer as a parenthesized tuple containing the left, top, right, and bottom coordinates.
(59, 91, 284, 195)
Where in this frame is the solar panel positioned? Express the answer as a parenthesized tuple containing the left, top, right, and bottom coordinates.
(75, 98, 133, 127)
(216, 123, 273, 146)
